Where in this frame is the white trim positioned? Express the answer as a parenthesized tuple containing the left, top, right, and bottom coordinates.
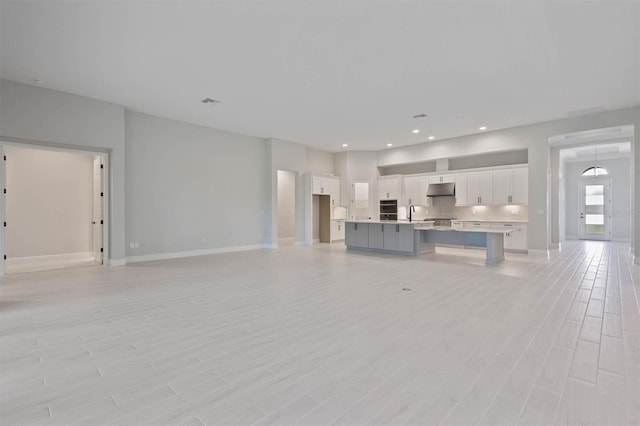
(126, 244, 269, 263)
(0, 140, 111, 275)
(612, 238, 631, 243)
(5, 252, 94, 265)
(528, 249, 549, 256)
(295, 240, 308, 246)
(110, 259, 126, 266)
(549, 243, 560, 249)
(565, 235, 578, 240)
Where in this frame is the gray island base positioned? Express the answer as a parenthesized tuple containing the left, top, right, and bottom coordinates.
(345, 221, 511, 265)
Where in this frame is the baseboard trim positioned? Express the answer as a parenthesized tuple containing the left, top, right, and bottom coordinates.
(6, 251, 94, 265)
(528, 249, 549, 256)
(126, 244, 268, 263)
(612, 238, 631, 243)
(110, 259, 126, 266)
(565, 235, 578, 240)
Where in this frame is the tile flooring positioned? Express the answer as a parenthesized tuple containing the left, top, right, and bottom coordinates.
(0, 241, 638, 425)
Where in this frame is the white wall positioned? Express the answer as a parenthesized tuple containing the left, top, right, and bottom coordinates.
(305, 148, 334, 175)
(0, 79, 126, 264)
(125, 111, 267, 257)
(5, 145, 94, 257)
(277, 170, 295, 239)
(564, 157, 631, 241)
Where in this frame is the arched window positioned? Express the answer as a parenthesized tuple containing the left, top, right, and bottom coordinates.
(582, 166, 608, 176)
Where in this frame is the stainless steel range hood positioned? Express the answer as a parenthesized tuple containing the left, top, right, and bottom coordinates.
(427, 182, 455, 197)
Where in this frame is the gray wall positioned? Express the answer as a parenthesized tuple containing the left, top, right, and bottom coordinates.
(0, 79, 126, 264)
(267, 138, 307, 245)
(5, 145, 94, 257)
(125, 111, 267, 256)
(305, 148, 334, 175)
(564, 158, 631, 241)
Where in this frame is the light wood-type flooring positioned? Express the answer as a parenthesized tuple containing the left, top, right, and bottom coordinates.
(1, 241, 639, 425)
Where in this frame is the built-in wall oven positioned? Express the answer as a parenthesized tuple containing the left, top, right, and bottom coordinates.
(380, 200, 398, 221)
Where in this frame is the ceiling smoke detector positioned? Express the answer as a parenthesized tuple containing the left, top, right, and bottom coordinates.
(412, 114, 428, 119)
(201, 98, 221, 104)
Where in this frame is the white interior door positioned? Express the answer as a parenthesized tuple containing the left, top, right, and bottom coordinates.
(92, 157, 103, 264)
(578, 178, 611, 241)
(351, 179, 373, 220)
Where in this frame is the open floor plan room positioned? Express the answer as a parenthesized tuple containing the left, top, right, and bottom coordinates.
(1, 241, 638, 425)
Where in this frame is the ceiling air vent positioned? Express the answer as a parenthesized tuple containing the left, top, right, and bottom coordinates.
(201, 98, 221, 104)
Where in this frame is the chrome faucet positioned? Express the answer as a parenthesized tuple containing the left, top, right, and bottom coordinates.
(408, 205, 415, 222)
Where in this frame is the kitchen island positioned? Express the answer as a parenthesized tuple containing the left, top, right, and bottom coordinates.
(345, 221, 512, 265)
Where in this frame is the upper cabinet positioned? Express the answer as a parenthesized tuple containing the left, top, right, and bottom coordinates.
(312, 175, 341, 206)
(428, 174, 455, 184)
(402, 176, 429, 206)
(454, 173, 468, 206)
(493, 167, 528, 205)
(466, 171, 493, 205)
(378, 176, 401, 200)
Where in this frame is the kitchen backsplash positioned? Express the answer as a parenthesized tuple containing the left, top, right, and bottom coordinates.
(398, 196, 528, 221)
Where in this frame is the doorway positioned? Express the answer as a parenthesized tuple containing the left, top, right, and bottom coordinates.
(351, 179, 373, 220)
(2, 143, 107, 274)
(277, 170, 296, 245)
(578, 178, 612, 241)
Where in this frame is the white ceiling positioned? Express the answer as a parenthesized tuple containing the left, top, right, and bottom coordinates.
(1, 1, 639, 152)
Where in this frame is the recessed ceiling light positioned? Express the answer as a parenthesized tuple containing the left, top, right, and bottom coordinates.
(201, 98, 221, 104)
(412, 129, 420, 134)
(428, 136, 435, 140)
(412, 114, 428, 119)
(479, 126, 487, 130)
(342, 143, 348, 147)
(387, 143, 393, 147)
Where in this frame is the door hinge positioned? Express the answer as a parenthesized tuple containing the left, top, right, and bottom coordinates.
(100, 220, 103, 225)
(100, 164, 104, 169)
(3, 255, 6, 260)
(100, 192, 104, 197)
(3, 222, 5, 227)
(3, 155, 5, 161)
(3, 188, 5, 194)
(100, 248, 103, 253)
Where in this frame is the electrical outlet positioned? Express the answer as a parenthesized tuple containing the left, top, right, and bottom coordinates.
(512, 208, 519, 215)
(129, 243, 134, 249)
(134, 242, 139, 248)
(472, 208, 476, 215)
(537, 209, 545, 215)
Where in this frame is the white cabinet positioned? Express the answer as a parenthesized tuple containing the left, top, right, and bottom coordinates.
(490, 222, 528, 252)
(345, 222, 368, 248)
(402, 176, 429, 206)
(466, 171, 493, 205)
(493, 168, 528, 205)
(455, 173, 468, 206)
(378, 177, 401, 200)
(312, 175, 341, 207)
(328, 178, 341, 207)
(428, 174, 455, 184)
(511, 168, 528, 205)
(312, 176, 328, 195)
(330, 220, 345, 241)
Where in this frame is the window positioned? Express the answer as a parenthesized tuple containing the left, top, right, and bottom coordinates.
(582, 166, 608, 176)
